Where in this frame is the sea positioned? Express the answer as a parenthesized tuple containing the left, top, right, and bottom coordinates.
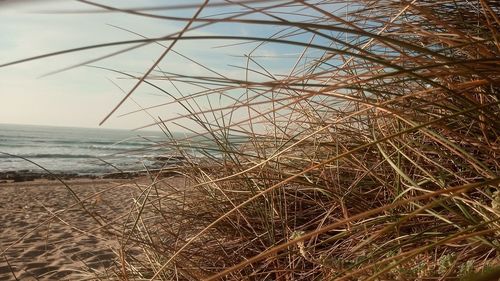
(0, 123, 173, 175)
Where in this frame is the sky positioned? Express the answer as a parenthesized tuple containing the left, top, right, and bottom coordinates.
(0, 1, 290, 131)
(0, 0, 337, 133)
(1, 1, 159, 129)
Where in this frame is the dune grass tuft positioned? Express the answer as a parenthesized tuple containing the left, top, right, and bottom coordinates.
(2, 0, 500, 280)
(95, 1, 499, 280)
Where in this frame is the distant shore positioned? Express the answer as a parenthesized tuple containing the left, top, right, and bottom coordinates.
(0, 170, 142, 183)
(0, 167, 183, 183)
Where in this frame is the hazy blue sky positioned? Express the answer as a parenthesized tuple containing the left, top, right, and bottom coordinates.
(2, 1, 159, 129)
(0, 1, 298, 130)
(0, 0, 336, 133)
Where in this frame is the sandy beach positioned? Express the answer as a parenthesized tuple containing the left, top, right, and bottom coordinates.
(0, 176, 184, 281)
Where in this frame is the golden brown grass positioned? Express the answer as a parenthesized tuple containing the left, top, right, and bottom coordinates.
(2, 0, 500, 280)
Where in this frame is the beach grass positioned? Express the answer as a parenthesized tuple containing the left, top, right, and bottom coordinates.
(2, 0, 500, 280)
(95, 1, 499, 280)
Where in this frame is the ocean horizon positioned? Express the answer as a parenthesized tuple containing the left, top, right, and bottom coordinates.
(0, 123, 170, 175)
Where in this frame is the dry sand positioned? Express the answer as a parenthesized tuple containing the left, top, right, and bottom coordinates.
(0, 177, 182, 280)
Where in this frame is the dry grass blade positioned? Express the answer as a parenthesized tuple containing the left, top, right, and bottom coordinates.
(2, 0, 499, 280)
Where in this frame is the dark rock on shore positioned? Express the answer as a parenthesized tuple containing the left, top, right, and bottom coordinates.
(0, 157, 189, 183)
(0, 171, 37, 182)
(0, 171, 101, 183)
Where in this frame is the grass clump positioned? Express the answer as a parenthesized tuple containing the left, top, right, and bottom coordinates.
(103, 1, 499, 279)
(2, 0, 500, 280)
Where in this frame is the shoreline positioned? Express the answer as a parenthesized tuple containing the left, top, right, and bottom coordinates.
(0, 166, 183, 183)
